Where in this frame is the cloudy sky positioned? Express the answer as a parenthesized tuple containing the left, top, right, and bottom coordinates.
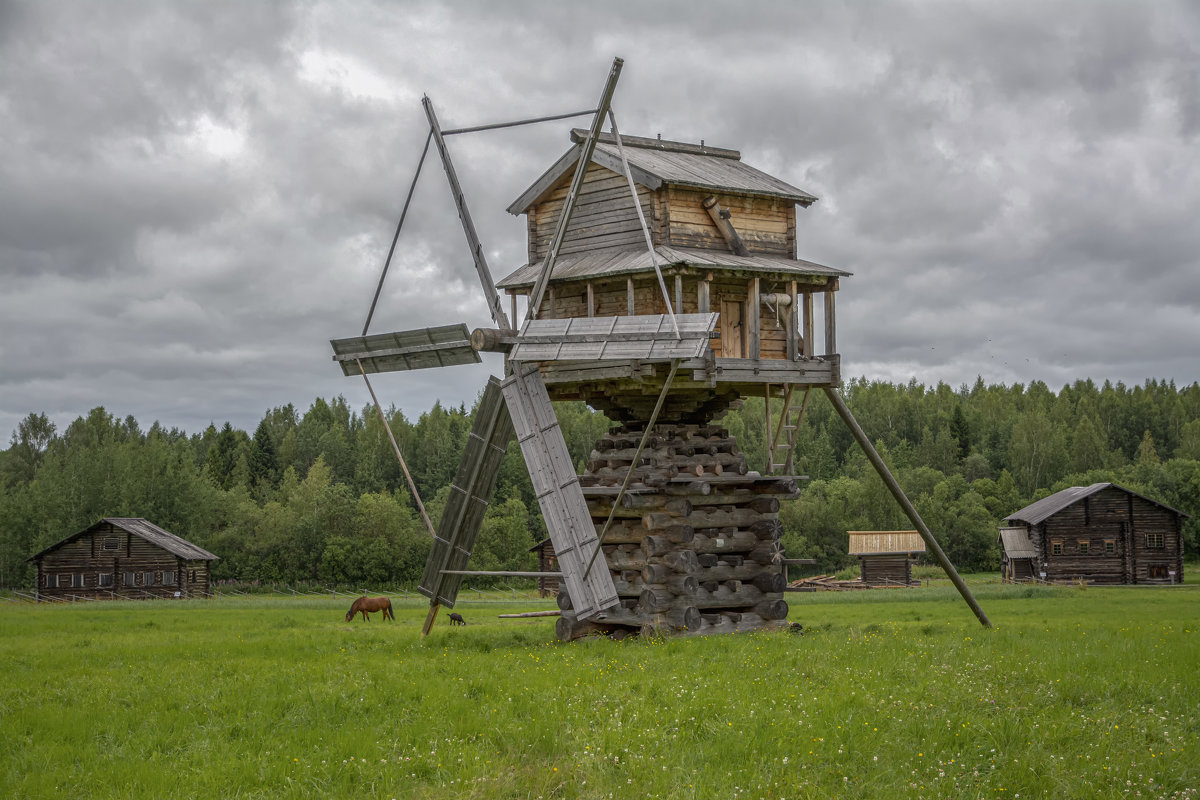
(2, 1, 1198, 441)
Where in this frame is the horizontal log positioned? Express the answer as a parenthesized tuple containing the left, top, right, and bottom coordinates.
(498, 610, 562, 618)
(642, 583, 768, 613)
(643, 507, 769, 531)
(682, 530, 759, 554)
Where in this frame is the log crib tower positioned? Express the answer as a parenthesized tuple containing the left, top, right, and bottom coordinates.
(495, 129, 846, 639)
(331, 58, 990, 639)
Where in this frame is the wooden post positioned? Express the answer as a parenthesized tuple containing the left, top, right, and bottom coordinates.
(787, 280, 798, 360)
(824, 286, 837, 355)
(802, 291, 814, 357)
(627, 276, 635, 316)
(587, 281, 595, 317)
(675, 274, 683, 315)
(823, 387, 992, 629)
(748, 277, 760, 359)
(698, 275, 711, 313)
(421, 603, 440, 636)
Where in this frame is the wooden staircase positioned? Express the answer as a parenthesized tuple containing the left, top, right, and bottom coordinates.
(766, 385, 811, 475)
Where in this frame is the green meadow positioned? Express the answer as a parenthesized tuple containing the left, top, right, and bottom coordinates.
(1, 581, 1197, 800)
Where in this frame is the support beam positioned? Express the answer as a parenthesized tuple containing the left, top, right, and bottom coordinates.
(823, 387, 992, 629)
(824, 289, 836, 356)
(527, 57, 624, 320)
(748, 276, 761, 359)
(423, 97, 511, 331)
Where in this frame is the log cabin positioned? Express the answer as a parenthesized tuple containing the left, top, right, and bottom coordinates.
(28, 518, 218, 601)
(1000, 483, 1186, 584)
(496, 129, 850, 425)
(847, 530, 925, 586)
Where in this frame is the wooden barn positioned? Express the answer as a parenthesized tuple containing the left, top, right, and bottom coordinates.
(1001, 483, 1186, 585)
(28, 518, 218, 601)
(529, 538, 560, 598)
(847, 530, 925, 586)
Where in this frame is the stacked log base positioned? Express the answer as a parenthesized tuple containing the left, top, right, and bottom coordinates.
(557, 423, 795, 641)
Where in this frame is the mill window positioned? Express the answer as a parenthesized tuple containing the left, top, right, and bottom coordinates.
(1146, 533, 1164, 549)
(1050, 540, 1063, 556)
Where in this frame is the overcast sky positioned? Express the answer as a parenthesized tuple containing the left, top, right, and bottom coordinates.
(2, 1, 1198, 442)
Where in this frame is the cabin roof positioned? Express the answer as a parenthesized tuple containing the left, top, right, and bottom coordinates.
(496, 245, 849, 290)
(27, 517, 219, 562)
(507, 130, 818, 215)
(1004, 482, 1189, 526)
(998, 527, 1039, 560)
(847, 530, 926, 555)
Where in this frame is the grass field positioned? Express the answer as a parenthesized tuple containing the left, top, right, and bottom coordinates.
(1, 580, 1197, 799)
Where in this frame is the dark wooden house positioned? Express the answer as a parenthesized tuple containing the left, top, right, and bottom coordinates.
(847, 531, 925, 586)
(28, 518, 218, 601)
(1001, 483, 1186, 585)
(529, 538, 560, 598)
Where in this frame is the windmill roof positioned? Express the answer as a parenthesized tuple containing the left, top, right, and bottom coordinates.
(1004, 483, 1188, 526)
(28, 518, 219, 562)
(496, 245, 848, 290)
(507, 130, 818, 215)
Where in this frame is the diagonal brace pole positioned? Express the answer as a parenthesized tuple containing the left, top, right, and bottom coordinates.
(527, 57, 624, 322)
(357, 360, 437, 540)
(583, 359, 680, 579)
(824, 387, 992, 628)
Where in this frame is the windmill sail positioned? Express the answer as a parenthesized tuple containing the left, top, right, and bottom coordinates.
(418, 377, 514, 606)
(330, 323, 480, 376)
(508, 312, 718, 362)
(501, 362, 619, 619)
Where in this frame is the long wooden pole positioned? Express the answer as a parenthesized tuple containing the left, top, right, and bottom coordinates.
(423, 96, 511, 331)
(527, 57, 624, 321)
(357, 360, 436, 540)
(823, 387, 992, 629)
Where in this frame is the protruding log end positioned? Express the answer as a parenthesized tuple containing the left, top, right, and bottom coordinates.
(471, 328, 517, 353)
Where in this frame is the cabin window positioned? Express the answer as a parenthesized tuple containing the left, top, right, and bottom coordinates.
(143, 571, 155, 586)
(123, 571, 136, 586)
(1146, 533, 1164, 550)
(1104, 540, 1115, 555)
(1077, 540, 1089, 554)
(102, 538, 119, 551)
(98, 573, 113, 587)
(1050, 540, 1063, 556)
(70, 574, 85, 588)
(45, 573, 58, 588)
(163, 571, 175, 586)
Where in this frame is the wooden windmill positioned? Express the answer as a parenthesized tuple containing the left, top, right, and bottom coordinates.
(331, 58, 991, 639)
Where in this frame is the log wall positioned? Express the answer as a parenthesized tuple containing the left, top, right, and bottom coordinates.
(858, 555, 915, 586)
(557, 423, 794, 641)
(33, 521, 212, 600)
(1031, 486, 1185, 584)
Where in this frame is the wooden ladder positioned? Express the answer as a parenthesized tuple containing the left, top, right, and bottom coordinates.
(767, 385, 811, 475)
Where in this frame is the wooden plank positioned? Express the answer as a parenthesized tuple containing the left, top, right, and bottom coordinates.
(501, 363, 619, 619)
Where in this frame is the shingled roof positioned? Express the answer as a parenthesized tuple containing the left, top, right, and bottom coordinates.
(507, 129, 818, 215)
(496, 244, 848, 290)
(1004, 483, 1188, 526)
(28, 518, 218, 562)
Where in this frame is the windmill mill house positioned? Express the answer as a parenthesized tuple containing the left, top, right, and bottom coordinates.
(330, 59, 990, 640)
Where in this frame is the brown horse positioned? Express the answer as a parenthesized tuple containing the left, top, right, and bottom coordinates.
(345, 596, 394, 622)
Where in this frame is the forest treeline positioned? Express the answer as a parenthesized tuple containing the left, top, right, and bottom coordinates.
(2, 376, 1198, 589)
